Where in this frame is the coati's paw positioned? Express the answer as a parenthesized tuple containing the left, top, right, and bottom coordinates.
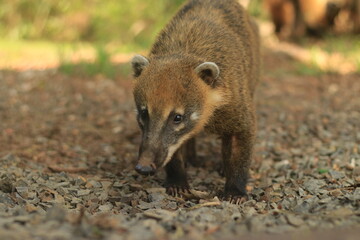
(223, 180, 248, 204)
(166, 185, 190, 198)
(222, 188, 248, 205)
(223, 194, 248, 205)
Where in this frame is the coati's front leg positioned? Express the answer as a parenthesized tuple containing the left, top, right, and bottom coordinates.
(221, 130, 254, 204)
(165, 147, 189, 196)
(184, 137, 198, 166)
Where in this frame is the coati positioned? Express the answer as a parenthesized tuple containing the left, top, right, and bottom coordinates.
(131, 0, 259, 203)
(265, 0, 360, 39)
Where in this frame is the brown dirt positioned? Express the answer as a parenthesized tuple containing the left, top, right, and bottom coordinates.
(0, 48, 359, 239)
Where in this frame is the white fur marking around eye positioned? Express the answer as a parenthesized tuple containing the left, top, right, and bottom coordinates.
(174, 123, 185, 132)
(209, 91, 223, 105)
(162, 106, 173, 120)
(175, 108, 185, 115)
(141, 105, 146, 110)
(190, 112, 200, 121)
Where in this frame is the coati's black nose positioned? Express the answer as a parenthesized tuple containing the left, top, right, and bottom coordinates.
(135, 164, 156, 176)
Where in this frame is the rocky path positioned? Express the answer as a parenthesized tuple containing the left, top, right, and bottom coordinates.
(0, 50, 359, 239)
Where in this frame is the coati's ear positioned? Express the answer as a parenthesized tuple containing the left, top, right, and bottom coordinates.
(195, 62, 220, 87)
(131, 55, 149, 77)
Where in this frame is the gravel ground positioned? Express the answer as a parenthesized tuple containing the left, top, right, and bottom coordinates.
(0, 49, 359, 239)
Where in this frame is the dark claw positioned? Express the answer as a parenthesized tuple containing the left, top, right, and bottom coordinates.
(166, 185, 190, 198)
(227, 195, 247, 205)
(222, 193, 248, 205)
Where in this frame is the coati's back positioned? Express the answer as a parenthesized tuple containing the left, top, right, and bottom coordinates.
(150, 0, 260, 95)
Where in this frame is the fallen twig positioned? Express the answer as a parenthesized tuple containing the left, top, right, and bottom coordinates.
(177, 189, 211, 200)
(186, 201, 221, 210)
(48, 165, 88, 173)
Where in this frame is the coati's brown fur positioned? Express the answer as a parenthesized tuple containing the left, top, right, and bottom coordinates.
(131, 0, 259, 202)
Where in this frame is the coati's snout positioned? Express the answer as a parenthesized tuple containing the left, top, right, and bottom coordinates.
(135, 164, 156, 176)
(135, 147, 157, 176)
(134, 104, 194, 173)
(135, 149, 161, 176)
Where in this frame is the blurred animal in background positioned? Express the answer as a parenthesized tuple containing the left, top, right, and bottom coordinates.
(333, 0, 360, 33)
(264, 0, 360, 40)
(238, 0, 250, 8)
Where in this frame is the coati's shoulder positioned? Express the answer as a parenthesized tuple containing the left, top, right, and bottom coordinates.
(150, 0, 256, 56)
(163, 0, 251, 34)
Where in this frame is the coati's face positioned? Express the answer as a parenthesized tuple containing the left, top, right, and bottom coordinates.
(131, 55, 224, 175)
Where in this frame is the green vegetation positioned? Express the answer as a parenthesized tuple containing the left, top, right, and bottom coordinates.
(0, 0, 184, 51)
(0, 0, 267, 77)
(59, 45, 114, 78)
(286, 41, 360, 77)
(299, 34, 360, 73)
(0, 0, 185, 77)
(318, 168, 329, 174)
(248, 0, 267, 19)
(1, 0, 358, 77)
(0, 40, 59, 66)
(294, 62, 325, 76)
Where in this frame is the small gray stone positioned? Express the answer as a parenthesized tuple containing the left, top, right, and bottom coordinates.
(246, 216, 266, 232)
(98, 192, 109, 201)
(286, 214, 304, 226)
(113, 181, 123, 188)
(75, 177, 87, 186)
(149, 193, 165, 202)
(0, 177, 13, 193)
(254, 202, 267, 211)
(143, 209, 176, 221)
(319, 197, 332, 204)
(294, 198, 314, 213)
(87, 180, 102, 188)
(329, 170, 345, 180)
(45, 206, 66, 222)
(55, 182, 70, 188)
(15, 187, 29, 198)
(138, 201, 154, 210)
(298, 187, 306, 197)
(242, 206, 257, 217)
(1, 154, 16, 162)
(15, 180, 28, 188)
(353, 167, 360, 176)
(99, 203, 113, 212)
(100, 181, 113, 189)
(352, 188, 360, 201)
(166, 201, 177, 210)
(56, 187, 67, 196)
(199, 212, 217, 222)
(77, 189, 91, 196)
(0, 192, 15, 205)
(71, 197, 82, 205)
(303, 179, 326, 194)
(27, 191, 37, 200)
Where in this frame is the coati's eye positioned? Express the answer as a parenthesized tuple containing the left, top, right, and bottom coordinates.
(137, 107, 148, 127)
(140, 109, 148, 120)
(173, 114, 183, 124)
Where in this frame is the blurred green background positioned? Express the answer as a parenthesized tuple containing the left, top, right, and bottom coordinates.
(0, 0, 263, 75)
(0, 0, 185, 51)
(0, 0, 264, 47)
(0, 0, 358, 76)
(0, 0, 193, 75)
